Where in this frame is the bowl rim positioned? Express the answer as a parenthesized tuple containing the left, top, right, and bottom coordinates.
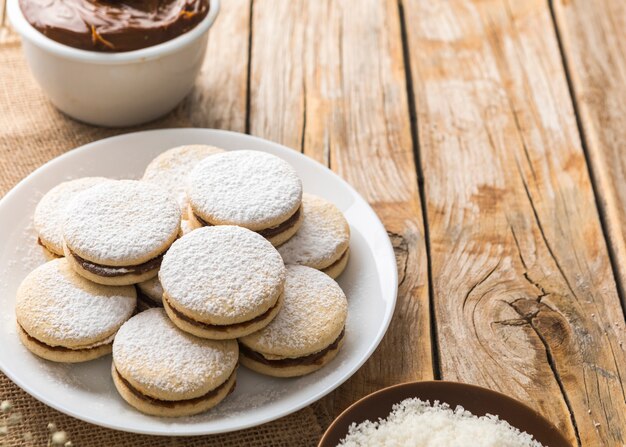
(318, 380, 572, 447)
(7, 0, 220, 64)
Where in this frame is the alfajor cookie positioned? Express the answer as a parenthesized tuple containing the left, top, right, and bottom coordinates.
(187, 150, 303, 246)
(160, 225, 285, 340)
(238, 265, 347, 377)
(63, 180, 181, 286)
(142, 144, 223, 220)
(278, 194, 350, 278)
(15, 258, 136, 363)
(34, 177, 109, 258)
(136, 276, 163, 311)
(112, 308, 238, 417)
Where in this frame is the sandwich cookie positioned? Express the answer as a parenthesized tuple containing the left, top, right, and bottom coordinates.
(238, 265, 347, 377)
(278, 194, 350, 278)
(63, 180, 181, 286)
(187, 150, 303, 246)
(160, 226, 286, 340)
(142, 144, 224, 221)
(34, 177, 109, 259)
(15, 258, 136, 363)
(112, 309, 238, 417)
(136, 276, 163, 310)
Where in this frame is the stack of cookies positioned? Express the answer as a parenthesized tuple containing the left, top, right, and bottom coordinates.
(17, 145, 351, 417)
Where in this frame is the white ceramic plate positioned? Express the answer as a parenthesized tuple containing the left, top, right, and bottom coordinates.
(0, 129, 397, 436)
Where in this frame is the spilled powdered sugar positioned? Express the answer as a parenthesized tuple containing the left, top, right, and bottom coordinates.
(159, 226, 285, 320)
(142, 145, 224, 211)
(15, 258, 136, 345)
(33, 177, 109, 254)
(63, 180, 181, 263)
(113, 309, 238, 397)
(278, 194, 350, 268)
(240, 265, 347, 355)
(187, 150, 302, 229)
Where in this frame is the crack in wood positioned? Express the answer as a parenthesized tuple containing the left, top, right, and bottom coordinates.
(387, 231, 409, 288)
(244, 0, 254, 135)
(462, 260, 501, 311)
(516, 159, 580, 303)
(505, 299, 583, 447)
(300, 77, 307, 155)
(397, 0, 438, 380)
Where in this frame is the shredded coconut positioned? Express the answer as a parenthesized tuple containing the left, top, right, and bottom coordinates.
(278, 194, 350, 269)
(337, 398, 545, 447)
(63, 180, 181, 264)
(142, 145, 224, 211)
(113, 309, 238, 397)
(187, 150, 302, 229)
(159, 226, 285, 321)
(240, 265, 347, 356)
(15, 258, 136, 346)
(34, 177, 109, 254)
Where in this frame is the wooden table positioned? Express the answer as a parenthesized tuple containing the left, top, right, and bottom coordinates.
(2, 0, 626, 445)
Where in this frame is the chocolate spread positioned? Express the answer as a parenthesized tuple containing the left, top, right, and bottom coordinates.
(19, 0, 210, 52)
(70, 250, 164, 277)
(114, 367, 236, 407)
(239, 329, 345, 367)
(193, 206, 302, 238)
(165, 295, 281, 331)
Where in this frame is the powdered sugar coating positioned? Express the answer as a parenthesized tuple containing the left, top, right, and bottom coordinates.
(34, 177, 109, 255)
(63, 180, 181, 265)
(142, 145, 224, 211)
(187, 150, 303, 230)
(278, 194, 350, 269)
(159, 226, 285, 324)
(113, 309, 238, 400)
(240, 265, 347, 357)
(15, 258, 136, 348)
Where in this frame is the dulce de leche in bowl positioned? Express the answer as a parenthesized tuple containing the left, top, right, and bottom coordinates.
(8, 0, 220, 127)
(19, 0, 210, 52)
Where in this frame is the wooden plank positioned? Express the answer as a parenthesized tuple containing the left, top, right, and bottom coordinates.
(249, 0, 433, 419)
(552, 0, 626, 309)
(175, 0, 250, 131)
(401, 0, 626, 445)
(1, 0, 5, 29)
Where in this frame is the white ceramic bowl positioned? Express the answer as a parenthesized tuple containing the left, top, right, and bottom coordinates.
(7, 0, 220, 127)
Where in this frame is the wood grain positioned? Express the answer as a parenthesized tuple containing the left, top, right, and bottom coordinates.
(249, 0, 433, 418)
(175, 0, 250, 131)
(0, 0, 5, 29)
(401, 0, 626, 445)
(552, 0, 626, 305)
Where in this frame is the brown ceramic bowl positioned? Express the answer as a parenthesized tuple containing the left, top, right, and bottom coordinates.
(318, 381, 571, 447)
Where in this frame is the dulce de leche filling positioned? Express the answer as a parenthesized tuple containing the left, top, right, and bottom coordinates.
(164, 295, 280, 332)
(114, 366, 236, 407)
(70, 249, 164, 278)
(19, 0, 210, 52)
(193, 206, 302, 239)
(239, 329, 345, 368)
(19, 323, 110, 352)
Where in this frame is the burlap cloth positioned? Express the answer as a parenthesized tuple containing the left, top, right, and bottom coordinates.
(0, 27, 333, 447)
